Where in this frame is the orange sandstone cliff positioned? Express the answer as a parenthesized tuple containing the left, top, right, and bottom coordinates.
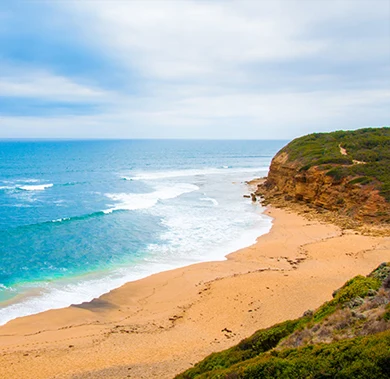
(255, 128, 390, 224)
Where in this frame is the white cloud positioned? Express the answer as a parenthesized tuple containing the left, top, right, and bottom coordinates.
(2, 87, 388, 139)
(0, 68, 110, 102)
(63, 0, 389, 80)
(63, 0, 327, 81)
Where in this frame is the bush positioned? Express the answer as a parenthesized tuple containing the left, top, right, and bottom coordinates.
(348, 177, 373, 185)
(313, 275, 381, 322)
(384, 304, 390, 322)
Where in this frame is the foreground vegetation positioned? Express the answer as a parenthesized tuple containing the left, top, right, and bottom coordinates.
(176, 263, 390, 378)
(280, 127, 390, 201)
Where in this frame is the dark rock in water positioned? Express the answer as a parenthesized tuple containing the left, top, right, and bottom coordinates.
(243, 195, 251, 198)
(251, 193, 257, 202)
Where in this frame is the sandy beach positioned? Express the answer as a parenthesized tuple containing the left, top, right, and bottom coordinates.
(1, 206, 389, 379)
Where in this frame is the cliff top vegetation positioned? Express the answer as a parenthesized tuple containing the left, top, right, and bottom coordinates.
(279, 127, 390, 201)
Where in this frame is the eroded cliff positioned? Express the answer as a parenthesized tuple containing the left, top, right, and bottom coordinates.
(256, 128, 390, 224)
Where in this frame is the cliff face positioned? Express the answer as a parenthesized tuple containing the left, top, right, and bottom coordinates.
(255, 128, 390, 224)
(259, 151, 390, 223)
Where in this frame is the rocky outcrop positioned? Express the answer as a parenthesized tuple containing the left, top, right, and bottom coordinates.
(256, 151, 390, 224)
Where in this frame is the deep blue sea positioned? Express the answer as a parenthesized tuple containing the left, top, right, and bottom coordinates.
(0, 139, 285, 325)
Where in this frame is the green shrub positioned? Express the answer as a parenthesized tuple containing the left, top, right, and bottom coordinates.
(314, 275, 381, 322)
(334, 276, 381, 303)
(348, 177, 373, 185)
(384, 304, 390, 322)
(368, 263, 390, 282)
(326, 167, 348, 181)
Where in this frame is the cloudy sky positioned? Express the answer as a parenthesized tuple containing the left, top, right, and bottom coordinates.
(0, 0, 389, 139)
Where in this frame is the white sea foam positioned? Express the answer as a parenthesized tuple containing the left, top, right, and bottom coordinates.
(0, 260, 182, 326)
(51, 217, 71, 223)
(104, 183, 199, 213)
(123, 167, 269, 181)
(18, 184, 53, 191)
(0, 284, 13, 290)
(0, 210, 272, 327)
(1, 179, 40, 190)
(147, 192, 273, 264)
(0, 167, 273, 326)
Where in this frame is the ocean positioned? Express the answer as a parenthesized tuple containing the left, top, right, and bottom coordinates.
(0, 139, 285, 325)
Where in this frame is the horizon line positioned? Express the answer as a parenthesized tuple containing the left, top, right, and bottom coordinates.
(0, 137, 291, 142)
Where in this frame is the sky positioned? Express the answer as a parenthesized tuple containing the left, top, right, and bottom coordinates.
(0, 0, 389, 139)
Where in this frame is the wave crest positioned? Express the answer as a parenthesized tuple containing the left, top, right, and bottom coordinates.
(17, 184, 53, 191)
(124, 167, 268, 181)
(104, 183, 199, 213)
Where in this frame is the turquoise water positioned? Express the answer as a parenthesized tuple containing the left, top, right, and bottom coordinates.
(0, 139, 285, 325)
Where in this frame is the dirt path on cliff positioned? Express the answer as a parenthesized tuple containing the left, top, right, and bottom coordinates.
(339, 143, 366, 165)
(339, 144, 347, 156)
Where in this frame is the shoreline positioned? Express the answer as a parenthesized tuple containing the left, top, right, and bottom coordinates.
(1, 206, 389, 378)
(0, 203, 273, 327)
